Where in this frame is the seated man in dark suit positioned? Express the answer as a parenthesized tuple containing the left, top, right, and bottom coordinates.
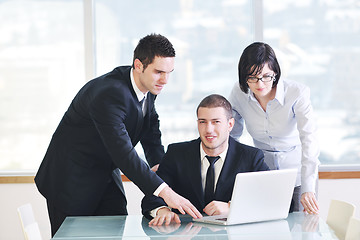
(142, 94, 269, 226)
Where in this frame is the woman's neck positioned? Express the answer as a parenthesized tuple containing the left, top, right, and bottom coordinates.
(254, 87, 276, 112)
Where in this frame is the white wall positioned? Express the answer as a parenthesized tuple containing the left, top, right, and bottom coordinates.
(318, 179, 360, 219)
(1, 179, 359, 240)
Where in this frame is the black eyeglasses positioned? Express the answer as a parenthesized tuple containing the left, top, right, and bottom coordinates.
(247, 75, 276, 83)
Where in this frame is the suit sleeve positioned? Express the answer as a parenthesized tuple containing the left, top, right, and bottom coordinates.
(141, 144, 178, 219)
(90, 87, 163, 196)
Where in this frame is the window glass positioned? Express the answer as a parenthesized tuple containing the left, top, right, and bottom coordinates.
(0, 0, 85, 170)
(263, 0, 360, 165)
(94, 0, 253, 147)
(2, 0, 358, 171)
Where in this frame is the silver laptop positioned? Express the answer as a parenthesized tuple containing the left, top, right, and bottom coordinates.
(193, 169, 297, 225)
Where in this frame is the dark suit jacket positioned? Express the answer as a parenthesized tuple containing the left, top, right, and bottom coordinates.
(141, 137, 269, 219)
(35, 66, 164, 215)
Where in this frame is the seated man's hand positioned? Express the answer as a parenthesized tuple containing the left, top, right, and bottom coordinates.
(149, 207, 181, 226)
(203, 201, 230, 216)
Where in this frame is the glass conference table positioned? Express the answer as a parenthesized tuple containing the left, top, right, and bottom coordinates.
(52, 212, 338, 239)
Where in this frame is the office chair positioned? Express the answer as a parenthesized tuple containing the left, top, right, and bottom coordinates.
(17, 203, 42, 240)
(326, 199, 356, 240)
(345, 217, 360, 240)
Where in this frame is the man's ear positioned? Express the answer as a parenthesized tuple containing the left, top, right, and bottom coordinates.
(134, 59, 143, 73)
(228, 117, 235, 132)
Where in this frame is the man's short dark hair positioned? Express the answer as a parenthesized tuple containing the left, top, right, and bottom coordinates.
(197, 94, 233, 120)
(132, 33, 175, 70)
(238, 42, 281, 94)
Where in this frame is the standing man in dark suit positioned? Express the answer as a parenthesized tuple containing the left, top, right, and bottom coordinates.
(141, 94, 269, 226)
(35, 33, 202, 236)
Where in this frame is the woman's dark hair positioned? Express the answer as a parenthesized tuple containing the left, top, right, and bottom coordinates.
(132, 33, 175, 70)
(238, 42, 281, 94)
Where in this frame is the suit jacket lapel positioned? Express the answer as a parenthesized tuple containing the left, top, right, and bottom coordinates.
(215, 138, 238, 200)
(185, 139, 205, 208)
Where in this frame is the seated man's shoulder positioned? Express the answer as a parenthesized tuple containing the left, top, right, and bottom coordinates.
(230, 137, 261, 153)
(167, 138, 200, 151)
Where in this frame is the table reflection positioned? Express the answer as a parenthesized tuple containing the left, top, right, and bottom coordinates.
(53, 212, 338, 240)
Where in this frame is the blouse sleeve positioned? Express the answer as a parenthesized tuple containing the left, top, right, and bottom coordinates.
(229, 83, 245, 140)
(293, 86, 320, 194)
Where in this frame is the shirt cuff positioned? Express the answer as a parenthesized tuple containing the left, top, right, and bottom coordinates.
(150, 206, 172, 218)
(153, 182, 168, 196)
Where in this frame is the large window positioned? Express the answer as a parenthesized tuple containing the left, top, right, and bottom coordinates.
(94, 0, 254, 146)
(0, 0, 85, 170)
(0, 0, 359, 171)
(262, 0, 360, 165)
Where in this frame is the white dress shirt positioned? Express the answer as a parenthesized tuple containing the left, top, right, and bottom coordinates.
(130, 68, 147, 115)
(200, 143, 227, 192)
(150, 143, 228, 217)
(229, 78, 320, 194)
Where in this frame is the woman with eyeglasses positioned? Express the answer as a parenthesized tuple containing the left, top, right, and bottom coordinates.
(228, 42, 320, 214)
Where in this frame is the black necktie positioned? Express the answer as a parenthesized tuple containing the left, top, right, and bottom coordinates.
(139, 97, 145, 116)
(204, 155, 220, 206)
